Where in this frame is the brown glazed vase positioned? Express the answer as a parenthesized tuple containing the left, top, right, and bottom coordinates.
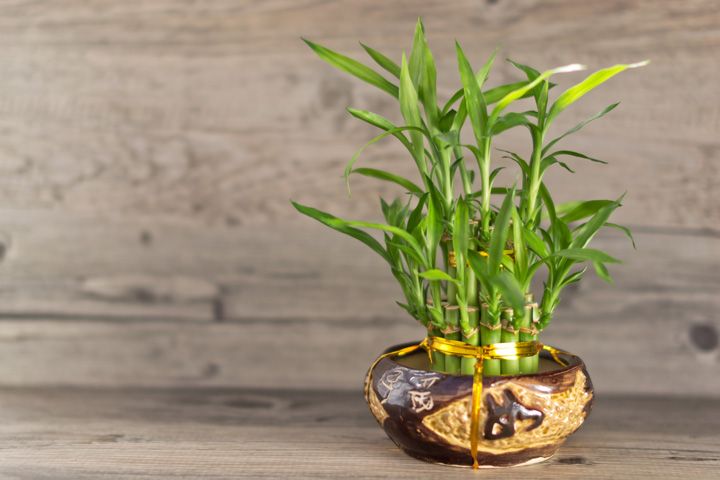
(364, 341, 594, 468)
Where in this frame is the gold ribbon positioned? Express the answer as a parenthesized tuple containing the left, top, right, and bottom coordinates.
(366, 337, 570, 470)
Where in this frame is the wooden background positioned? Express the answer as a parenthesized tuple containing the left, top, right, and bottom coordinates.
(0, 0, 718, 397)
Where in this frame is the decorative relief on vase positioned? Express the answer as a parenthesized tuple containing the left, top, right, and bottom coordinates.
(421, 369, 592, 455)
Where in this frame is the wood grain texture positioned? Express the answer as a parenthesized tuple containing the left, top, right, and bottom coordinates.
(0, 1, 718, 392)
(0, 386, 718, 479)
(0, 209, 718, 395)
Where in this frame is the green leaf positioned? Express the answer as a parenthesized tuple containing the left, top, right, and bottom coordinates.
(455, 41, 489, 143)
(345, 218, 427, 267)
(561, 268, 587, 287)
(605, 222, 636, 249)
(541, 155, 576, 174)
(441, 81, 529, 116)
(549, 150, 608, 165)
(557, 199, 616, 223)
(441, 88, 465, 115)
(542, 103, 620, 155)
(291, 201, 389, 263)
(489, 188, 515, 273)
(549, 247, 621, 264)
(511, 205, 526, 278)
(388, 240, 426, 267)
(351, 168, 424, 196)
(523, 226, 548, 258)
(593, 261, 614, 284)
(343, 125, 426, 193)
(467, 250, 490, 282)
(489, 63, 586, 126)
(485, 81, 537, 104)
(419, 269, 459, 285)
(303, 38, 399, 97)
(491, 112, 531, 135)
(492, 270, 526, 312)
(425, 179, 445, 267)
(547, 61, 648, 125)
(406, 194, 428, 233)
(360, 43, 400, 78)
(399, 54, 426, 163)
(422, 57, 439, 125)
(408, 18, 426, 88)
(570, 197, 623, 249)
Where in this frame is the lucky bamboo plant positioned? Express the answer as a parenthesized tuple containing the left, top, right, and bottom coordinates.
(293, 20, 645, 376)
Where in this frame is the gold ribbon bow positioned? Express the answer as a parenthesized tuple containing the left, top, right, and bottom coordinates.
(366, 336, 569, 469)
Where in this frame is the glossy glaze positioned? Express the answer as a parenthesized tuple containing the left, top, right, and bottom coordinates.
(364, 341, 594, 468)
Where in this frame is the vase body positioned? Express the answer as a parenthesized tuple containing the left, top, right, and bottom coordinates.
(364, 341, 594, 468)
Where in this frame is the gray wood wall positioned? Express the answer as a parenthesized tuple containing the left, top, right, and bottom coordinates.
(0, 0, 718, 396)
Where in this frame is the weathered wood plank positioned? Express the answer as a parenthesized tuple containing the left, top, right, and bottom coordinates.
(0, 209, 718, 393)
(0, 1, 718, 394)
(0, 0, 717, 228)
(0, 387, 717, 479)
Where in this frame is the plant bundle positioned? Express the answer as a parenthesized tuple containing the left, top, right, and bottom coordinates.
(293, 20, 645, 375)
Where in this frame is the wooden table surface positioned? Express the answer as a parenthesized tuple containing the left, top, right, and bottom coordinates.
(0, 387, 717, 479)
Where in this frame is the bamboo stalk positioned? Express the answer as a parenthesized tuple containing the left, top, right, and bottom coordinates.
(427, 323, 446, 373)
(444, 260, 461, 375)
(531, 302, 540, 372)
(460, 269, 479, 375)
(480, 303, 501, 376)
(518, 296, 534, 374)
(518, 294, 539, 374)
(500, 308, 519, 375)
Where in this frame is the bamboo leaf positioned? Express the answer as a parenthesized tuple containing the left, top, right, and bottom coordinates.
(489, 63, 586, 126)
(542, 103, 620, 155)
(291, 201, 389, 263)
(541, 156, 576, 174)
(408, 18, 426, 88)
(557, 199, 616, 223)
(605, 222, 636, 249)
(455, 41, 489, 142)
(406, 193, 428, 233)
(523, 226, 549, 258)
(570, 197, 623, 249)
(343, 125, 426, 193)
(419, 33, 439, 125)
(489, 188, 515, 273)
(491, 112, 532, 135)
(511, 205, 526, 278)
(388, 240, 426, 267)
(345, 218, 427, 266)
(549, 247, 621, 264)
(593, 261, 614, 284)
(492, 270, 526, 312)
(399, 54, 426, 163)
(548, 150, 608, 165)
(547, 61, 648, 125)
(346, 108, 412, 148)
(351, 168, 424, 196)
(419, 268, 459, 285)
(561, 268, 587, 287)
(467, 250, 490, 282)
(303, 38, 399, 97)
(360, 43, 400, 78)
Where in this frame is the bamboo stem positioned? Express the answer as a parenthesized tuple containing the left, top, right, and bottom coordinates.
(428, 324, 446, 373)
(444, 262, 461, 375)
(518, 297, 535, 374)
(518, 294, 540, 374)
(480, 303, 501, 376)
(500, 308, 519, 375)
(461, 269, 479, 375)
